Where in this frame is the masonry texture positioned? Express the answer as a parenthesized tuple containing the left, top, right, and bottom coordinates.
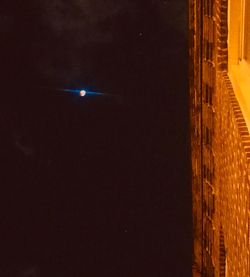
(190, 0, 250, 276)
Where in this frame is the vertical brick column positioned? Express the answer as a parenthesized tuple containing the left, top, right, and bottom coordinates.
(215, 0, 228, 71)
(189, 0, 203, 275)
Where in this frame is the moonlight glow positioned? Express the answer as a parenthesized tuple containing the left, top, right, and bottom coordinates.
(80, 90, 87, 97)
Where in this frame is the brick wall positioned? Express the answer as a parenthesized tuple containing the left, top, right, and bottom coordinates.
(214, 0, 250, 275)
(190, 0, 250, 276)
(214, 72, 250, 276)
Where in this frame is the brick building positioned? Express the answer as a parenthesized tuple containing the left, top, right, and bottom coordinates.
(190, 0, 250, 276)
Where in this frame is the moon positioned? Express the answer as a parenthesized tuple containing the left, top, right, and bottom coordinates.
(79, 90, 87, 97)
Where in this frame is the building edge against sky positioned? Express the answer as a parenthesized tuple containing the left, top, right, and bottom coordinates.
(190, 0, 250, 276)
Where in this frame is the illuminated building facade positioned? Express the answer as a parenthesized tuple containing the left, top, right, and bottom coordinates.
(190, 0, 250, 276)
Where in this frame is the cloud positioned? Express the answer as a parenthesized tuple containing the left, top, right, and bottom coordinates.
(1, 0, 187, 89)
(38, 0, 135, 44)
(20, 0, 137, 86)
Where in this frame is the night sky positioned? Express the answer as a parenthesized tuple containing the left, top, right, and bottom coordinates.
(0, 1, 191, 276)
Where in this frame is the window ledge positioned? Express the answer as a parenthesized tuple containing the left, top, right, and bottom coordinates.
(229, 60, 250, 132)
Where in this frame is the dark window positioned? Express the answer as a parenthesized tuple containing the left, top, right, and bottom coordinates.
(204, 126, 212, 146)
(204, 84, 213, 105)
(204, 39, 214, 61)
(219, 228, 226, 276)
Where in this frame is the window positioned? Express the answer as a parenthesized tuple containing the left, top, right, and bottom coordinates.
(219, 228, 226, 276)
(204, 84, 213, 105)
(204, 40, 213, 61)
(228, 0, 250, 131)
(203, 126, 212, 146)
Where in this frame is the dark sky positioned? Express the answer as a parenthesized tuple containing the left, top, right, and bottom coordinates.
(0, 1, 191, 276)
